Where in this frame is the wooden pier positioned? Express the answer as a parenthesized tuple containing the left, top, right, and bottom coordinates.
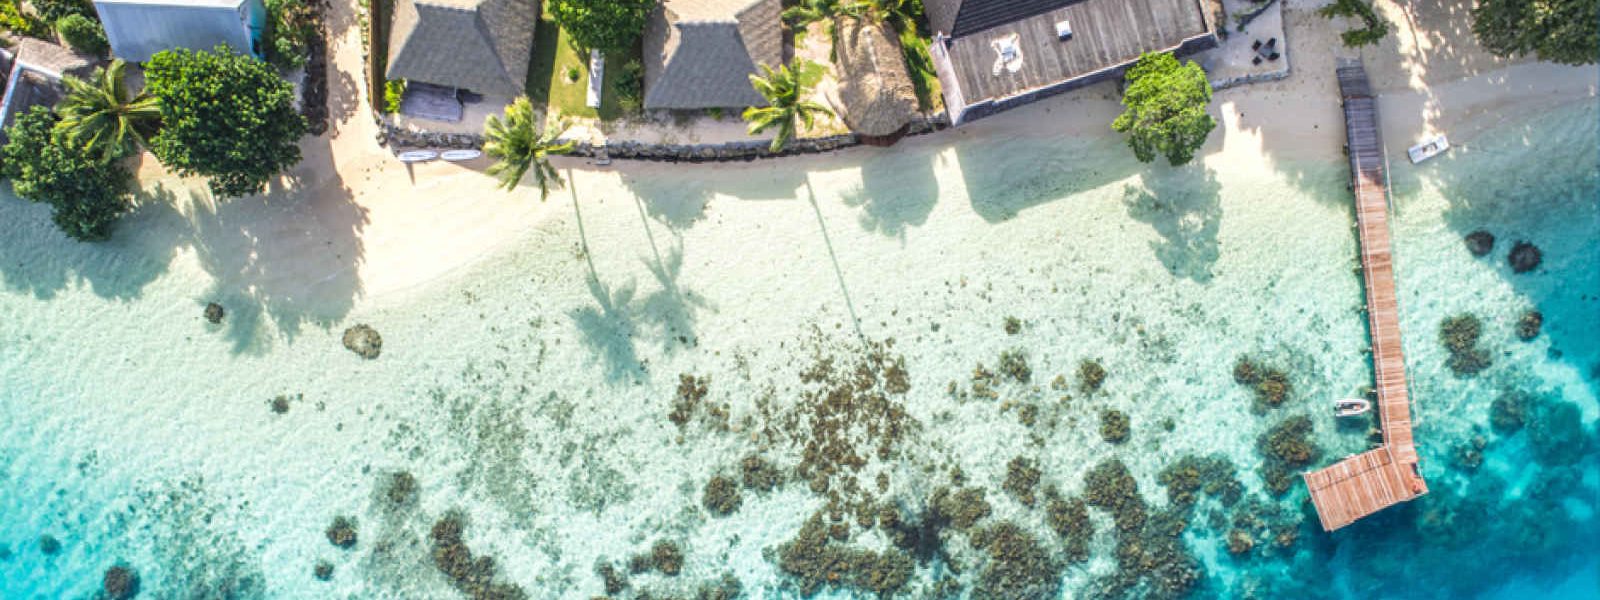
(1303, 60, 1428, 532)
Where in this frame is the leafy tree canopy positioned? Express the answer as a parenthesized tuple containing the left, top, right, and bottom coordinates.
(547, 0, 653, 53)
(1, 106, 134, 241)
(484, 97, 573, 200)
(143, 46, 305, 198)
(1472, 0, 1598, 65)
(1111, 52, 1216, 166)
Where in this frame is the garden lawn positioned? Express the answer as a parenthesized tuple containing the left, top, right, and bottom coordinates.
(526, 15, 628, 120)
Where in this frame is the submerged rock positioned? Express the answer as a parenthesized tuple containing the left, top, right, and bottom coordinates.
(1490, 391, 1529, 434)
(341, 324, 383, 359)
(1100, 409, 1130, 444)
(651, 539, 683, 576)
(1508, 241, 1542, 273)
(702, 476, 743, 516)
(38, 535, 60, 555)
(102, 565, 139, 599)
(313, 560, 334, 581)
(1002, 457, 1041, 507)
(325, 516, 357, 549)
(1516, 310, 1543, 340)
(1464, 230, 1495, 257)
(1439, 315, 1491, 376)
(204, 302, 225, 324)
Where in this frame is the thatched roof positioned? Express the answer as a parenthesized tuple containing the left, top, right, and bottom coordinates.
(831, 18, 916, 137)
(387, 0, 535, 97)
(642, 0, 782, 110)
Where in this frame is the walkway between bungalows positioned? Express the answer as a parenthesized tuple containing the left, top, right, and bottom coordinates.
(1302, 59, 1428, 532)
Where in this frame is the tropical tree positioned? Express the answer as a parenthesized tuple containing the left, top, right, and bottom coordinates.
(484, 97, 574, 200)
(783, 0, 862, 26)
(547, 0, 654, 53)
(2, 106, 135, 241)
(1111, 52, 1216, 166)
(143, 45, 305, 198)
(54, 59, 162, 161)
(743, 60, 832, 152)
(1472, 0, 1597, 65)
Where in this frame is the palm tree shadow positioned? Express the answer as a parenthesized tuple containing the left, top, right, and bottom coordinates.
(1121, 165, 1223, 283)
(571, 274, 645, 382)
(638, 235, 711, 351)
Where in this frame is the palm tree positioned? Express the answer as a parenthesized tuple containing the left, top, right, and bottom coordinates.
(743, 60, 833, 152)
(54, 59, 162, 161)
(781, 0, 865, 26)
(484, 97, 574, 200)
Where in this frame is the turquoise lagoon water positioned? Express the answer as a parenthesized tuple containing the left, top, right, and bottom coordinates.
(1, 100, 1596, 599)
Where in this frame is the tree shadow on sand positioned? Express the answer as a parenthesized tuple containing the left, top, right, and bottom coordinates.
(618, 163, 807, 230)
(0, 183, 186, 300)
(1122, 165, 1224, 283)
(838, 147, 941, 239)
(954, 131, 1142, 222)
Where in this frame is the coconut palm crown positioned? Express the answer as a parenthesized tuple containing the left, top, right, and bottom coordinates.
(54, 59, 162, 161)
(743, 60, 832, 153)
(484, 97, 574, 200)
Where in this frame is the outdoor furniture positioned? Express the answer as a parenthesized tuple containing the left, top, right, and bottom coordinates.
(1266, 37, 1277, 48)
(1268, 51, 1280, 61)
(1252, 39, 1262, 50)
(1252, 56, 1263, 65)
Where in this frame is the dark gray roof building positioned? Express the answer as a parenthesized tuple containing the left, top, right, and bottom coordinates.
(386, 0, 536, 98)
(642, 0, 781, 110)
(926, 0, 1218, 124)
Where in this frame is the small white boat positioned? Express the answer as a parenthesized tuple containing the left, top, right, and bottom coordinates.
(1407, 134, 1449, 164)
(1335, 398, 1372, 417)
(398, 150, 439, 163)
(440, 149, 482, 162)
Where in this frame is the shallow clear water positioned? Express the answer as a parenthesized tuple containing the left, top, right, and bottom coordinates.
(1, 100, 1596, 599)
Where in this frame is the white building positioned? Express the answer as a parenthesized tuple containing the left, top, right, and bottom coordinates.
(93, 0, 267, 62)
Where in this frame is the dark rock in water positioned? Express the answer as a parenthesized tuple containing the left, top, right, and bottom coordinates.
(204, 302, 225, 324)
(1490, 391, 1529, 434)
(1464, 230, 1495, 257)
(313, 560, 334, 581)
(651, 540, 683, 576)
(1529, 399, 1587, 466)
(1516, 311, 1543, 340)
(0, 543, 10, 560)
(38, 535, 60, 555)
(1508, 241, 1542, 273)
(268, 394, 296, 415)
(326, 516, 358, 549)
(702, 476, 742, 516)
(342, 325, 382, 359)
(385, 471, 418, 506)
(103, 565, 140, 599)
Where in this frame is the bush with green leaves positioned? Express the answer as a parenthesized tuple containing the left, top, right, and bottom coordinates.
(1111, 52, 1216, 166)
(55, 13, 107, 55)
(0, 0, 48, 38)
(1, 106, 135, 241)
(383, 79, 406, 114)
(1472, 0, 1597, 65)
(265, 0, 317, 69)
(613, 59, 644, 114)
(1318, 0, 1390, 48)
(144, 46, 306, 198)
(547, 0, 653, 53)
(35, 0, 93, 22)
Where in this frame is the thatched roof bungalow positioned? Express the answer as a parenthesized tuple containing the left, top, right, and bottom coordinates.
(830, 18, 917, 144)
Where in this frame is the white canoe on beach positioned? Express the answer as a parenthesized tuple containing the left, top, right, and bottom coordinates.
(1408, 134, 1449, 164)
(398, 150, 439, 163)
(440, 149, 482, 162)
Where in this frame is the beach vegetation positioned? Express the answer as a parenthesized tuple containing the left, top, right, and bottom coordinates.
(1472, 0, 1598, 65)
(1, 106, 135, 241)
(1439, 314, 1491, 376)
(744, 60, 832, 152)
(144, 46, 305, 198)
(1255, 415, 1321, 495)
(1078, 358, 1107, 394)
(55, 13, 107, 55)
(702, 475, 743, 516)
(1489, 390, 1529, 434)
(54, 59, 161, 161)
(1112, 52, 1215, 166)
(483, 97, 573, 200)
(546, 0, 652, 53)
(382, 79, 406, 114)
(1318, 0, 1390, 47)
(1100, 409, 1130, 444)
(264, 0, 317, 69)
(1002, 456, 1041, 506)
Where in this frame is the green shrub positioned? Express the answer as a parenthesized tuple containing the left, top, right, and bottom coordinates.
(1319, 0, 1390, 48)
(265, 0, 317, 69)
(0, 0, 48, 38)
(55, 14, 107, 55)
(1, 106, 134, 241)
(614, 59, 644, 115)
(34, 0, 92, 22)
(383, 79, 406, 113)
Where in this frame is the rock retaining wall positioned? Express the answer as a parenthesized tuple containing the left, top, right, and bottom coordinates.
(376, 116, 949, 162)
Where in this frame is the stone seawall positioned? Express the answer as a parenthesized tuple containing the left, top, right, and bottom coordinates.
(376, 116, 949, 163)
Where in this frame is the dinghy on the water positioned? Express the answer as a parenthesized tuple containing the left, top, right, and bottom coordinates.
(398, 150, 439, 163)
(1335, 398, 1372, 417)
(1408, 135, 1449, 164)
(441, 149, 481, 162)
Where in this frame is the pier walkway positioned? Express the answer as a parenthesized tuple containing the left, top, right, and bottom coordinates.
(1302, 59, 1428, 532)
